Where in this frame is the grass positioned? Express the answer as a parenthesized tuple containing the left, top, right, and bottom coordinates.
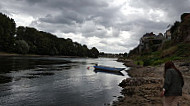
(130, 42, 190, 66)
(134, 60, 144, 66)
(161, 46, 178, 58)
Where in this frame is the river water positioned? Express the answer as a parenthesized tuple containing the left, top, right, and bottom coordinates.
(0, 56, 129, 106)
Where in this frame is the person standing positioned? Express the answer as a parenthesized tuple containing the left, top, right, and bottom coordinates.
(161, 61, 184, 106)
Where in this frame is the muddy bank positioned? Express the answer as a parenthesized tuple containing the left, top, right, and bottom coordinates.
(113, 59, 190, 106)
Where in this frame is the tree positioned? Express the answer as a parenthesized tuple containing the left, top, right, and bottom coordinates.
(90, 47, 99, 58)
(15, 40, 29, 54)
(0, 13, 16, 52)
(0, 12, 99, 57)
(123, 52, 128, 57)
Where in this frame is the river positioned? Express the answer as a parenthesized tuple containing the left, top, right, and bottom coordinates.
(0, 56, 129, 106)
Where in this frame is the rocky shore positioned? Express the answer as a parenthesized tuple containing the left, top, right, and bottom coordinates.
(113, 59, 190, 106)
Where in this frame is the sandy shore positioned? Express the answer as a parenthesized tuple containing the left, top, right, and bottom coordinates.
(113, 59, 190, 106)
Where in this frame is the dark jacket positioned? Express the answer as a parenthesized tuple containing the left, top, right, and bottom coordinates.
(163, 68, 184, 96)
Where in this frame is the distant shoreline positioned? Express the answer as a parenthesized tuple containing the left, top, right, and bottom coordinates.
(0, 52, 80, 58)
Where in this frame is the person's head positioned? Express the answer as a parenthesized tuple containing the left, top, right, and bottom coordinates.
(164, 61, 183, 79)
(164, 61, 176, 71)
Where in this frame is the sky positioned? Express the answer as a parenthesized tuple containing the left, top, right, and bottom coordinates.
(0, 0, 190, 53)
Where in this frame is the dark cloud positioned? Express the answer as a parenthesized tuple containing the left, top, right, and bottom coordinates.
(0, 0, 190, 53)
(33, 0, 120, 27)
(25, 0, 44, 5)
(129, 0, 190, 20)
(39, 11, 84, 25)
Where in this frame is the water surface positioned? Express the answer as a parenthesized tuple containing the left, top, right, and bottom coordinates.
(0, 56, 128, 106)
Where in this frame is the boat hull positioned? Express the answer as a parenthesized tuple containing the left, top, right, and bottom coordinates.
(93, 66, 125, 72)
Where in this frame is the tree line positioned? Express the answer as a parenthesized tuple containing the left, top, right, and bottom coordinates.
(0, 13, 99, 57)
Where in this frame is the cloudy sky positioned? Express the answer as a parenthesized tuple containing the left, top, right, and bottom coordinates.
(0, 0, 190, 53)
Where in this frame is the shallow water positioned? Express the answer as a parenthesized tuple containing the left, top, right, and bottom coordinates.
(0, 56, 129, 106)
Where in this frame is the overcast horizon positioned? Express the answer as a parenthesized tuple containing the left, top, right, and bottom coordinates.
(0, 0, 190, 53)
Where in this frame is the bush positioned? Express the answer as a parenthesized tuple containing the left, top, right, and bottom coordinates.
(132, 42, 190, 66)
(162, 40, 174, 50)
(176, 43, 190, 56)
(15, 40, 29, 54)
(152, 59, 164, 66)
(134, 60, 144, 66)
(161, 46, 178, 57)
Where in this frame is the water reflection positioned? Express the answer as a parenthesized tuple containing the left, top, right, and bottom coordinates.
(0, 56, 70, 71)
(94, 69, 125, 76)
(0, 57, 128, 106)
(0, 76, 12, 84)
(0, 56, 72, 83)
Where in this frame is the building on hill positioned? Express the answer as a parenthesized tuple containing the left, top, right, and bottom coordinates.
(164, 29, 171, 40)
(128, 13, 190, 57)
(142, 32, 155, 38)
(138, 32, 165, 54)
(128, 32, 166, 57)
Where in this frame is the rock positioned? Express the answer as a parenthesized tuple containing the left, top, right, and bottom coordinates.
(113, 60, 190, 106)
(180, 63, 190, 66)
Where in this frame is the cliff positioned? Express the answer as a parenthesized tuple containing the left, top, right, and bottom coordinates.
(172, 13, 190, 42)
(127, 13, 190, 66)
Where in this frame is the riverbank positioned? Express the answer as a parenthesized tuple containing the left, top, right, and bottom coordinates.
(0, 52, 79, 58)
(113, 59, 190, 106)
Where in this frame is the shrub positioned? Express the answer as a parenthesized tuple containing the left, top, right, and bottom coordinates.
(134, 60, 144, 66)
(152, 59, 164, 66)
(15, 40, 29, 54)
(161, 46, 177, 57)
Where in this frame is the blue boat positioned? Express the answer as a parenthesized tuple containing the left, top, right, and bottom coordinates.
(93, 65, 125, 72)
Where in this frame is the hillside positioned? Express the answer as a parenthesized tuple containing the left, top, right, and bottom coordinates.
(114, 13, 190, 106)
(127, 13, 190, 66)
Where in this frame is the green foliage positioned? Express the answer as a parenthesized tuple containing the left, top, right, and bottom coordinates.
(0, 12, 99, 57)
(142, 56, 160, 66)
(162, 40, 174, 50)
(89, 47, 99, 58)
(123, 52, 128, 57)
(134, 60, 143, 66)
(129, 13, 190, 66)
(0, 13, 16, 52)
(175, 43, 190, 57)
(133, 42, 190, 66)
(15, 40, 29, 54)
(161, 46, 178, 58)
(16, 26, 99, 57)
